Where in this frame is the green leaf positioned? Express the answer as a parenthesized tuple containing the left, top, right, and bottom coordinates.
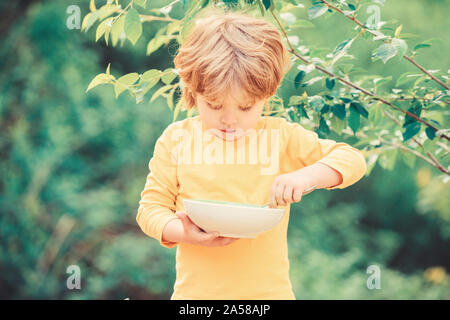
(150, 85, 173, 103)
(141, 69, 161, 82)
(396, 72, 422, 87)
(373, 76, 392, 88)
(308, 4, 328, 20)
(294, 71, 306, 89)
(350, 102, 369, 119)
(413, 43, 431, 51)
(257, 0, 265, 15)
(86, 73, 113, 92)
(161, 69, 177, 85)
(114, 73, 139, 98)
(296, 104, 310, 119)
(348, 104, 360, 134)
(402, 122, 421, 141)
(331, 104, 346, 120)
(421, 38, 443, 46)
(403, 101, 422, 127)
(97, 4, 120, 20)
(394, 25, 403, 38)
(339, 97, 352, 104)
(166, 87, 175, 111)
(319, 116, 330, 135)
(368, 103, 383, 125)
(96, 18, 112, 42)
(320, 104, 330, 114)
(392, 38, 408, 57)
(375, 43, 397, 64)
(309, 96, 325, 110)
(325, 78, 335, 90)
(167, 20, 181, 36)
(146, 35, 167, 56)
(379, 148, 398, 171)
(111, 15, 125, 46)
(288, 95, 305, 106)
(140, 69, 161, 94)
(365, 153, 379, 175)
(332, 38, 352, 56)
(124, 8, 142, 45)
(288, 108, 300, 122)
(82, 11, 100, 32)
(173, 97, 183, 121)
(262, 0, 271, 10)
(224, 0, 239, 8)
(400, 149, 416, 168)
(301, 76, 324, 88)
(425, 126, 436, 140)
(201, 0, 210, 8)
(413, 75, 429, 88)
(330, 115, 346, 134)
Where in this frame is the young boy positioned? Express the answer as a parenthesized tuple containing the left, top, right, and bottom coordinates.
(136, 8, 367, 300)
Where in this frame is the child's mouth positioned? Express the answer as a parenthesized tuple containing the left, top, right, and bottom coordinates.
(220, 129, 236, 134)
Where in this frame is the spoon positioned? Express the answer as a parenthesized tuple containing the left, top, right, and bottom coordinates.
(264, 184, 317, 208)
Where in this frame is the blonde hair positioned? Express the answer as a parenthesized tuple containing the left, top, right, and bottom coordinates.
(173, 7, 291, 110)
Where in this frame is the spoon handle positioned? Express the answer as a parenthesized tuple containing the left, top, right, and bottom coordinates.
(265, 184, 317, 207)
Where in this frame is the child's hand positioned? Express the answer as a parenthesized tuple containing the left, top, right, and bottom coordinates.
(175, 211, 239, 247)
(268, 170, 316, 208)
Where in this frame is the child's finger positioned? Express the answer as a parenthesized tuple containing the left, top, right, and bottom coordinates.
(292, 187, 303, 202)
(176, 211, 191, 227)
(274, 183, 286, 206)
(283, 185, 294, 204)
(204, 231, 220, 242)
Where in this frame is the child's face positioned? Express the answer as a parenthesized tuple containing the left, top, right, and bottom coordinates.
(195, 89, 266, 141)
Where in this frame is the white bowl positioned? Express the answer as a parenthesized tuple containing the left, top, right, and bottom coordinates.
(182, 199, 285, 238)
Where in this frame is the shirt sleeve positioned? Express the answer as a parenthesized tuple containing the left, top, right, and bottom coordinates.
(285, 121, 367, 190)
(136, 126, 180, 248)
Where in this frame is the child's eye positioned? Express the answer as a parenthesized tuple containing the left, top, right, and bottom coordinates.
(240, 106, 253, 112)
(207, 103, 253, 112)
(207, 103, 222, 110)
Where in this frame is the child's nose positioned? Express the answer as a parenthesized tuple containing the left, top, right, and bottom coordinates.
(221, 114, 237, 127)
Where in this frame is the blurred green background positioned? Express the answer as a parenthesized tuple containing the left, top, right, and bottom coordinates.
(0, 0, 449, 299)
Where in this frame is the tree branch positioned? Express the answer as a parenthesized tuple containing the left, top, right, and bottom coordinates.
(269, 11, 449, 142)
(379, 137, 449, 175)
(320, 0, 449, 90)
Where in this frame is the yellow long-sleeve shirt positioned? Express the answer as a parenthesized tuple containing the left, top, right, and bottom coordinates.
(136, 115, 367, 299)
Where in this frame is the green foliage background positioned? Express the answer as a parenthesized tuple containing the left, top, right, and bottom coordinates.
(0, 0, 449, 299)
